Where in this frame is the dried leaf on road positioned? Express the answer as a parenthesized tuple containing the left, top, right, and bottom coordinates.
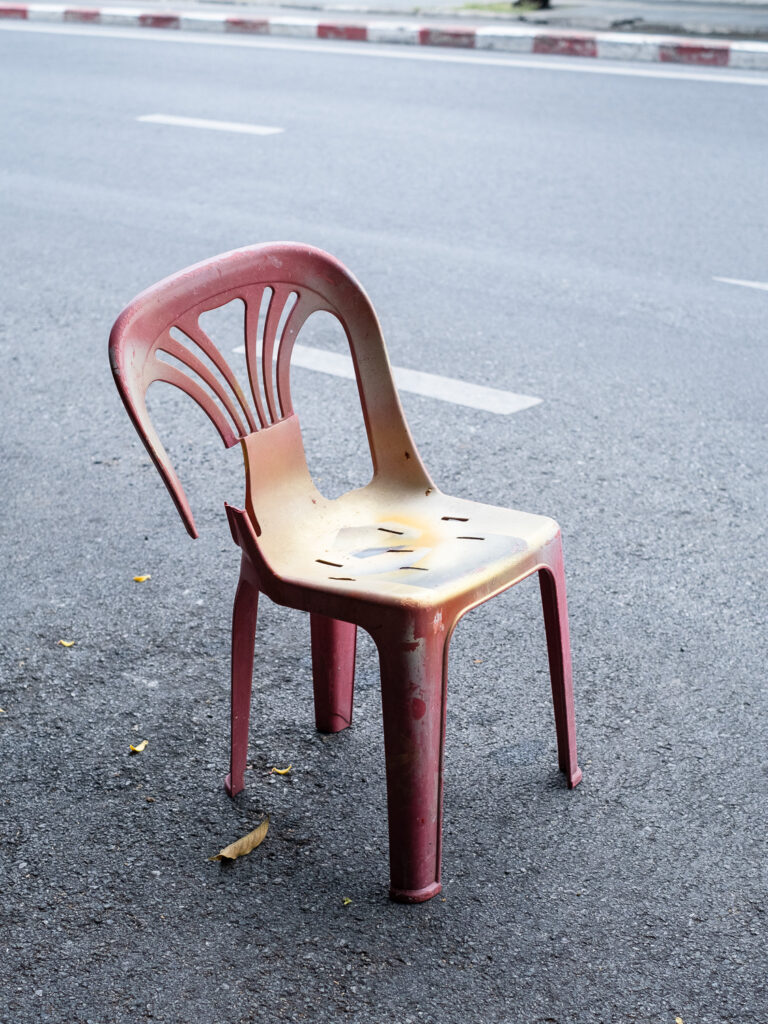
(209, 818, 270, 861)
(133, 575, 151, 583)
(130, 739, 149, 753)
(342, 897, 352, 906)
(271, 765, 292, 775)
(58, 640, 75, 647)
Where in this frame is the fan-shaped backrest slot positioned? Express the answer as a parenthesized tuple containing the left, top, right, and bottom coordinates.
(196, 297, 247, 351)
(262, 287, 298, 423)
(243, 287, 272, 428)
(275, 290, 298, 346)
(149, 355, 239, 448)
(274, 292, 326, 419)
(271, 289, 298, 419)
(173, 306, 258, 435)
(161, 327, 251, 439)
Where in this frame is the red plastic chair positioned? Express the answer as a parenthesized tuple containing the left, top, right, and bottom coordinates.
(109, 243, 581, 903)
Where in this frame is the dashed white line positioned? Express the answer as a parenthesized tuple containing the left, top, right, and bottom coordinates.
(714, 276, 768, 292)
(232, 344, 541, 415)
(137, 114, 283, 135)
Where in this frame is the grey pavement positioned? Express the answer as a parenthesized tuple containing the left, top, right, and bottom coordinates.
(1, 20, 767, 1024)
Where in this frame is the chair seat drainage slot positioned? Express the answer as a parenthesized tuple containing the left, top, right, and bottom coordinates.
(316, 559, 344, 567)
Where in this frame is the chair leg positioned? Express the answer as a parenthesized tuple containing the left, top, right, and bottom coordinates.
(375, 618, 450, 903)
(224, 557, 259, 797)
(538, 539, 582, 789)
(310, 613, 357, 733)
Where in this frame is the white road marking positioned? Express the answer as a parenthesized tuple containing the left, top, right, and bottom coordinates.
(713, 276, 768, 292)
(231, 343, 541, 415)
(3, 22, 768, 87)
(137, 113, 283, 135)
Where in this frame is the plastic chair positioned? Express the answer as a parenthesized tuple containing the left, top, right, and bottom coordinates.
(109, 243, 582, 903)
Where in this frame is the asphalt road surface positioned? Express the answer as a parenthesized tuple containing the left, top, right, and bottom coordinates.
(1, 22, 767, 1024)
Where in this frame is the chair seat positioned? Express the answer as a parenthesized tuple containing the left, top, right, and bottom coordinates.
(260, 489, 559, 610)
(241, 414, 558, 612)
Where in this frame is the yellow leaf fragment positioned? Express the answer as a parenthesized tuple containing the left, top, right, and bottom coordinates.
(0, 708, 5, 713)
(675, 1018, 684, 1024)
(342, 897, 352, 906)
(271, 765, 292, 775)
(58, 640, 75, 647)
(130, 739, 149, 754)
(133, 575, 151, 583)
(209, 817, 270, 861)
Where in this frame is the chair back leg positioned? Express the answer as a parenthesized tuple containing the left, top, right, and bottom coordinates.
(374, 614, 451, 903)
(225, 557, 260, 797)
(538, 538, 582, 789)
(310, 614, 357, 733)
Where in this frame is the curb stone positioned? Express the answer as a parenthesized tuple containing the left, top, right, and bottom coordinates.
(3, 1, 768, 67)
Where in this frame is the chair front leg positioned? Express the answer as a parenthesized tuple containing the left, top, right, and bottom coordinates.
(224, 556, 259, 797)
(310, 613, 357, 733)
(538, 536, 582, 789)
(374, 613, 451, 903)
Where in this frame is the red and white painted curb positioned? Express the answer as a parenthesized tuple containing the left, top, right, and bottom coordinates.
(3, 1, 768, 69)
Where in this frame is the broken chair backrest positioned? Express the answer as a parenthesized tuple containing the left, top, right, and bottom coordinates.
(108, 243, 430, 539)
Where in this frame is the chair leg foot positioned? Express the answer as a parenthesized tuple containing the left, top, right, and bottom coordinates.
(224, 772, 243, 798)
(539, 538, 582, 788)
(310, 613, 356, 733)
(389, 880, 443, 904)
(227, 560, 259, 799)
(375, 617, 450, 902)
